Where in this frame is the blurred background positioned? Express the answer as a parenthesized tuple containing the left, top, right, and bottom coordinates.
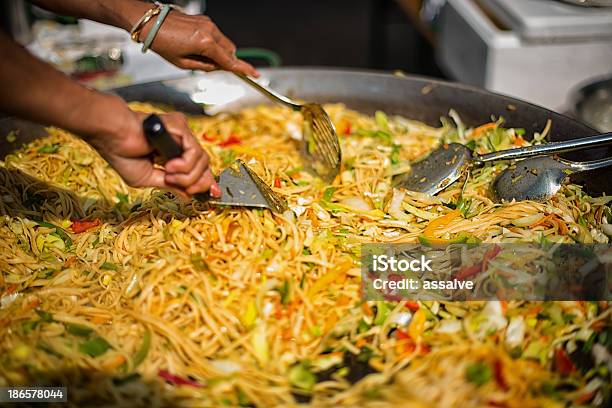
(1, 0, 612, 130)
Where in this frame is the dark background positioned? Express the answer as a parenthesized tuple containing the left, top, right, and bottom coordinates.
(203, 0, 444, 77)
(0, 0, 445, 78)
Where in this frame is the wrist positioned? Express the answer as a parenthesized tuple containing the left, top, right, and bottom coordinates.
(75, 92, 136, 144)
(100, 0, 152, 32)
(134, 4, 177, 45)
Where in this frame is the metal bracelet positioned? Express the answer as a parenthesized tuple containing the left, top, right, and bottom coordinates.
(141, 4, 172, 53)
(130, 3, 162, 43)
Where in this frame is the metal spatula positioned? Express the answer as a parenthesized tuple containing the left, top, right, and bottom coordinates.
(235, 73, 341, 182)
(143, 114, 288, 213)
(394, 132, 612, 195)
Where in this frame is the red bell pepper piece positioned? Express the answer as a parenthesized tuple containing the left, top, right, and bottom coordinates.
(493, 359, 509, 390)
(343, 123, 352, 135)
(396, 329, 410, 340)
(218, 134, 242, 147)
(455, 245, 501, 280)
(405, 301, 420, 312)
(574, 390, 595, 405)
(158, 370, 203, 388)
(554, 348, 576, 375)
(70, 218, 101, 233)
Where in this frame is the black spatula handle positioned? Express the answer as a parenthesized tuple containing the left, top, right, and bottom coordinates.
(142, 114, 183, 161)
(142, 114, 213, 201)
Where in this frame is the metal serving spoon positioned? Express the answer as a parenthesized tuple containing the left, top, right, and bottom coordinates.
(394, 132, 612, 195)
(234, 73, 341, 182)
(492, 155, 612, 202)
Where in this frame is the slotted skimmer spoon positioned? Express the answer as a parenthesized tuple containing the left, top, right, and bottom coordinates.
(394, 132, 612, 195)
(143, 114, 288, 213)
(492, 155, 612, 202)
(234, 73, 341, 181)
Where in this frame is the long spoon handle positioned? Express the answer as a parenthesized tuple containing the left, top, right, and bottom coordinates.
(567, 156, 612, 172)
(477, 132, 612, 163)
(234, 73, 301, 110)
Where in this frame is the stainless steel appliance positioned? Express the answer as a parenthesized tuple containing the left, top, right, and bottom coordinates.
(437, 0, 612, 111)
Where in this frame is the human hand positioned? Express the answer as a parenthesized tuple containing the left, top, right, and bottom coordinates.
(140, 11, 259, 77)
(85, 96, 219, 200)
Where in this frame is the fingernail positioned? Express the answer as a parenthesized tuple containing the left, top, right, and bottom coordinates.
(210, 182, 221, 198)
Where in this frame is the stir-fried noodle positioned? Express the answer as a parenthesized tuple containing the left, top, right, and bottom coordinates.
(0, 103, 610, 406)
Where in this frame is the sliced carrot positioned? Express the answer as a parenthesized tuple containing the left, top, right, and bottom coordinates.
(420, 236, 461, 246)
(591, 319, 608, 331)
(201, 133, 216, 142)
(274, 306, 283, 320)
(554, 217, 569, 235)
(24, 298, 41, 310)
(281, 328, 293, 340)
(472, 122, 497, 137)
(307, 261, 352, 298)
(361, 302, 374, 317)
(103, 355, 126, 370)
(499, 300, 508, 315)
(307, 209, 319, 228)
(64, 256, 77, 268)
(534, 215, 568, 236)
(323, 313, 339, 333)
(4, 284, 18, 295)
(423, 209, 461, 238)
(225, 221, 239, 238)
(526, 305, 543, 316)
(91, 315, 109, 325)
(528, 214, 554, 228)
(337, 295, 351, 306)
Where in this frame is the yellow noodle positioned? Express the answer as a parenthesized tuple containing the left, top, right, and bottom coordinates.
(0, 104, 610, 407)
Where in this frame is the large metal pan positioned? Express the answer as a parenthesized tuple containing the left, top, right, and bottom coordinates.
(570, 75, 612, 133)
(1, 68, 609, 195)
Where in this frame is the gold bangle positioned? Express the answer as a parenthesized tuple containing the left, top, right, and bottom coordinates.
(130, 4, 162, 43)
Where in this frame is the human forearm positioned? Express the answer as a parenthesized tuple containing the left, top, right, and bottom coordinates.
(0, 30, 128, 139)
(0, 31, 217, 195)
(29, 0, 258, 76)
